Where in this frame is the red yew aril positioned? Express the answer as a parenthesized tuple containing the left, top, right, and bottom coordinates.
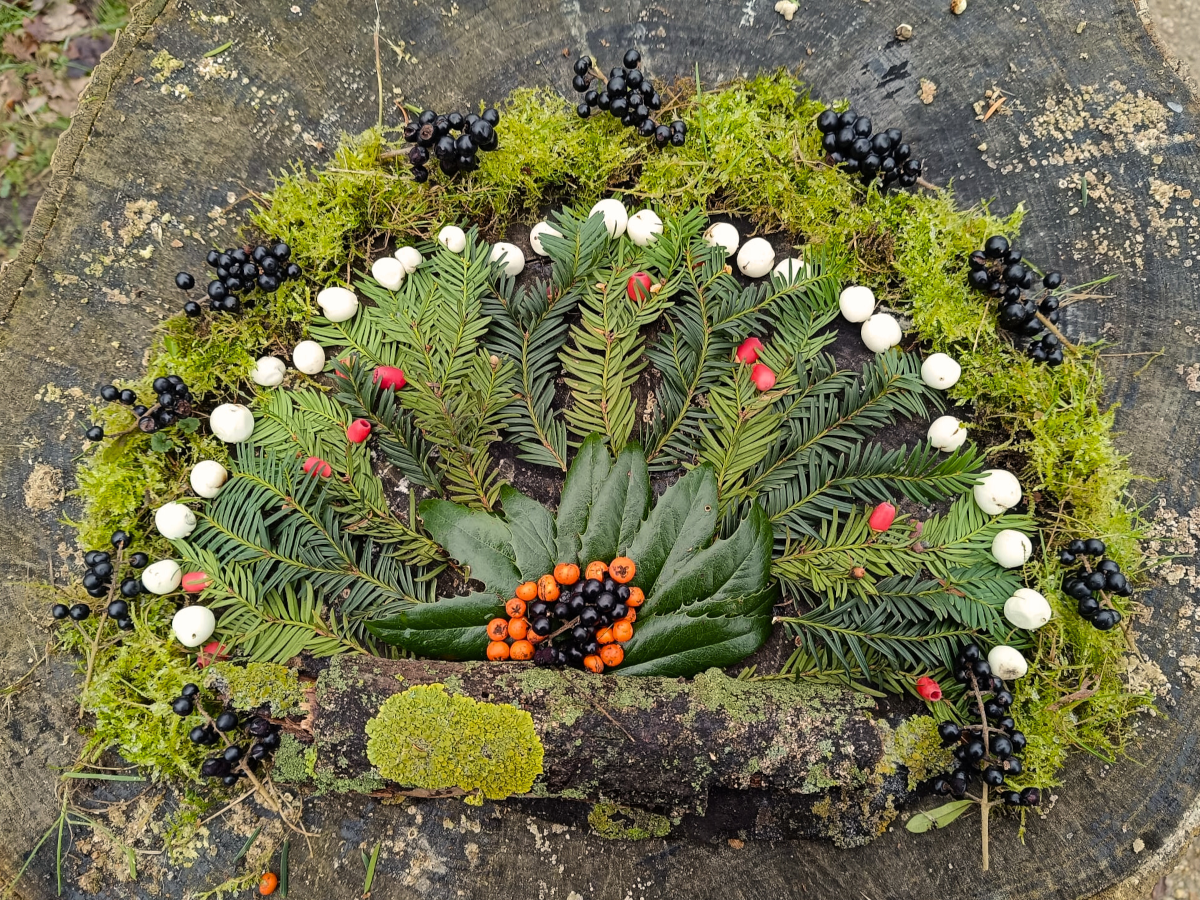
(868, 501, 896, 532)
(916, 676, 943, 702)
(182, 571, 210, 593)
(197, 640, 229, 668)
(302, 456, 332, 478)
(372, 366, 406, 390)
(347, 419, 372, 443)
(627, 271, 653, 302)
(750, 363, 776, 391)
(736, 337, 764, 364)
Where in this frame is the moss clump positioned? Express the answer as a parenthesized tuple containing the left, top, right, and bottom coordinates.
(588, 801, 672, 840)
(204, 661, 306, 716)
(877, 716, 955, 791)
(365, 684, 543, 804)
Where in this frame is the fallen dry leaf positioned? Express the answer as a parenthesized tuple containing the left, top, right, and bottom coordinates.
(67, 34, 113, 69)
(2, 31, 38, 63)
(23, 2, 89, 42)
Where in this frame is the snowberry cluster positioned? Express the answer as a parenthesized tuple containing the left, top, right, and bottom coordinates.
(1059, 538, 1128, 631)
(486, 558, 641, 673)
(52, 530, 146, 627)
(816, 108, 923, 188)
(932, 644, 1040, 809)
(571, 49, 686, 148)
(184, 695, 283, 788)
(175, 242, 300, 317)
(966, 235, 1065, 365)
(86, 375, 194, 441)
(402, 107, 501, 181)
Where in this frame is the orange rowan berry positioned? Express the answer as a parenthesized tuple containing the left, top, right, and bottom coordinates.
(554, 563, 580, 585)
(516, 581, 538, 601)
(487, 640, 511, 660)
(599, 644, 624, 667)
(506, 597, 526, 618)
(585, 560, 608, 581)
(259, 873, 279, 896)
(612, 620, 634, 642)
(618, 607, 637, 623)
(528, 630, 546, 643)
(486, 618, 509, 641)
(625, 586, 645, 607)
(537, 574, 560, 602)
(510, 639, 535, 660)
(596, 627, 615, 644)
(507, 617, 529, 640)
(609, 556, 636, 584)
(583, 654, 605, 673)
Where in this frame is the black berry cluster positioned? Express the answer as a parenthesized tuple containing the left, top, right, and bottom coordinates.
(815, 108, 923, 187)
(967, 235, 1065, 365)
(52, 530, 146, 629)
(570, 49, 686, 148)
(176, 242, 299, 317)
(401, 107, 501, 182)
(931, 644, 1040, 809)
(1059, 538, 1128, 630)
(192, 703, 283, 787)
(531, 575, 633, 670)
(87, 374, 195, 441)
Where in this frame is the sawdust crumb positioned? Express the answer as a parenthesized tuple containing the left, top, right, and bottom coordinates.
(23, 463, 63, 511)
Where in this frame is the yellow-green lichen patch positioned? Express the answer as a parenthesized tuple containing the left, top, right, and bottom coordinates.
(689, 668, 870, 726)
(365, 684, 544, 804)
(588, 801, 672, 840)
(205, 661, 305, 716)
(270, 734, 316, 784)
(876, 716, 955, 791)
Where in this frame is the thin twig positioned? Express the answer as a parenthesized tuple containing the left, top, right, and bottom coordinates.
(1035, 311, 1075, 351)
(592, 701, 638, 743)
(200, 788, 257, 826)
(79, 544, 124, 717)
(970, 673, 990, 872)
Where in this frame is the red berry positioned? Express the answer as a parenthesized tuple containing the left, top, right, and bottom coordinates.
(868, 501, 896, 532)
(197, 640, 229, 668)
(347, 418, 372, 443)
(302, 456, 332, 478)
(916, 676, 943, 702)
(373, 365, 406, 390)
(736, 337, 764, 364)
(626, 272, 653, 302)
(750, 363, 776, 391)
(182, 571, 210, 593)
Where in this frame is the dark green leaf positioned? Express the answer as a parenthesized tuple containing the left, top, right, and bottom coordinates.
(150, 432, 174, 453)
(624, 465, 718, 594)
(176, 416, 201, 434)
(646, 504, 774, 616)
(578, 443, 650, 565)
(905, 800, 974, 833)
(500, 485, 557, 582)
(419, 499, 519, 594)
(554, 433, 611, 563)
(366, 592, 503, 659)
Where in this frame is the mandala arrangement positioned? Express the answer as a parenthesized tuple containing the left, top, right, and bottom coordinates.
(26, 54, 1153, 891)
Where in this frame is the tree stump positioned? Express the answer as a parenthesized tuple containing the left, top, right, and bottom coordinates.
(0, 0, 1197, 897)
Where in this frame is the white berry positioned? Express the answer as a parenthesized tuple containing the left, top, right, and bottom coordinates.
(736, 238, 776, 278)
(839, 285, 876, 322)
(438, 225, 467, 253)
(142, 559, 182, 595)
(155, 502, 197, 540)
(316, 286, 359, 322)
(529, 221, 561, 256)
(974, 469, 1022, 515)
(172, 605, 215, 647)
(190, 460, 228, 499)
(589, 199, 628, 238)
(772, 257, 810, 285)
(928, 415, 968, 452)
(992, 529, 1033, 568)
(860, 313, 902, 353)
(371, 257, 406, 290)
(921, 353, 962, 390)
(490, 242, 525, 277)
(703, 222, 739, 257)
(292, 340, 326, 375)
(987, 645, 1029, 680)
(251, 356, 286, 387)
(393, 246, 423, 274)
(209, 404, 255, 443)
(1004, 588, 1052, 631)
(627, 209, 663, 247)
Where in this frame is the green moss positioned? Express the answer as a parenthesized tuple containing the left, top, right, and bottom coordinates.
(365, 684, 543, 802)
(204, 661, 305, 716)
(588, 801, 672, 840)
(689, 668, 870, 726)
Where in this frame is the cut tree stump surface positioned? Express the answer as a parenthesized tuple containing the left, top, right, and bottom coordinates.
(0, 0, 1198, 898)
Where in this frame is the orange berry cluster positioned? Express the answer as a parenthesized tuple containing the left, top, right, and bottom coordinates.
(485, 557, 643, 672)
